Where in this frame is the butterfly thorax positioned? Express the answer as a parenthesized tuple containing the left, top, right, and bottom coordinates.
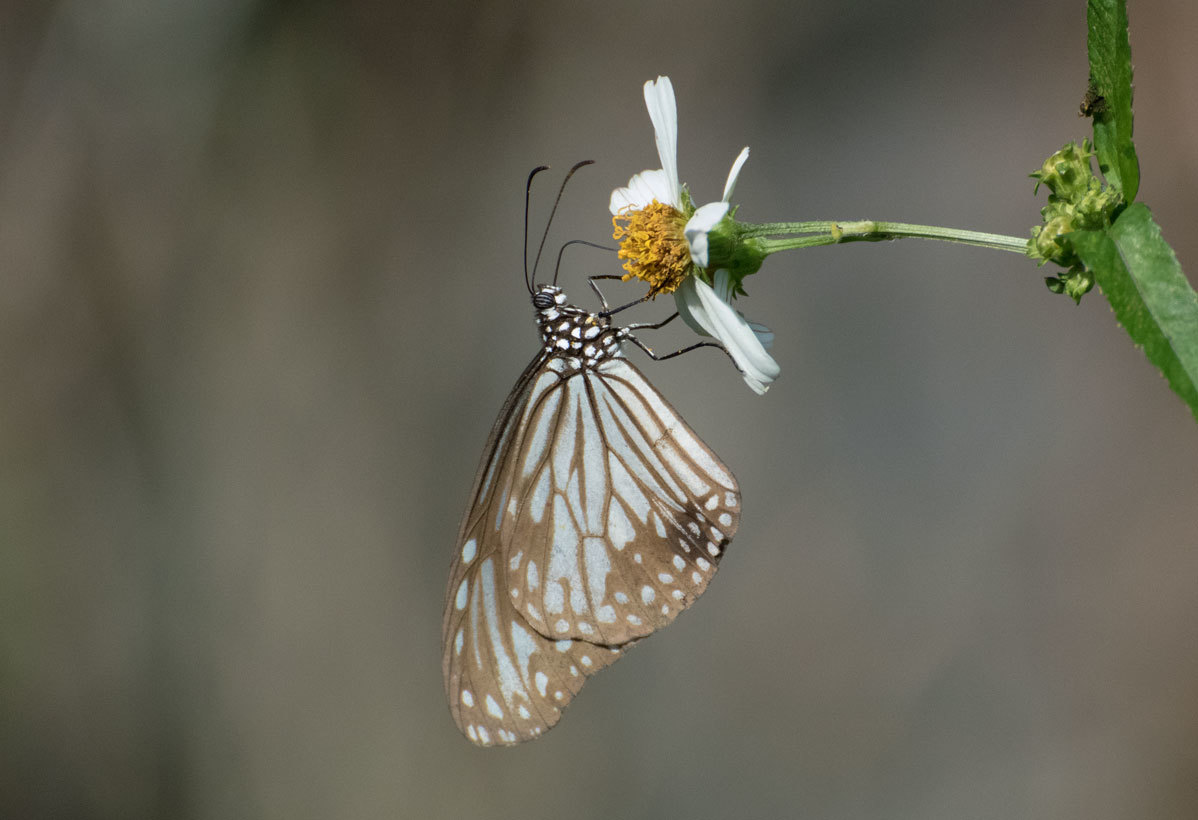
(532, 285, 625, 370)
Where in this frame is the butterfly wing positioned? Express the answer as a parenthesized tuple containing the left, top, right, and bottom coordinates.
(442, 355, 740, 746)
(506, 357, 740, 645)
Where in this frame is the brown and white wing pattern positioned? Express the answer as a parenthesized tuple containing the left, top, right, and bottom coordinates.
(442, 285, 741, 746)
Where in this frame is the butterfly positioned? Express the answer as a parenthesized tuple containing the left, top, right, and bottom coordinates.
(442, 162, 742, 746)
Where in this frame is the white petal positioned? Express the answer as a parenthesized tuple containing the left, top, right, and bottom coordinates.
(609, 169, 677, 215)
(711, 266, 736, 301)
(747, 321, 775, 350)
(721, 147, 750, 203)
(675, 275, 780, 394)
(675, 284, 709, 338)
(642, 77, 681, 210)
(712, 272, 774, 348)
(683, 202, 730, 267)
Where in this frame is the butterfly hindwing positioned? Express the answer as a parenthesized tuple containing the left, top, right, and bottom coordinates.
(508, 357, 739, 646)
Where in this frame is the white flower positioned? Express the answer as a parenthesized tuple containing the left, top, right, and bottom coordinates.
(610, 75, 779, 394)
(676, 271, 780, 395)
(609, 77, 751, 271)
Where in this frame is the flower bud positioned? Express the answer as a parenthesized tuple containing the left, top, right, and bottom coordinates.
(1063, 267, 1095, 304)
(1031, 141, 1093, 201)
(1032, 214, 1077, 266)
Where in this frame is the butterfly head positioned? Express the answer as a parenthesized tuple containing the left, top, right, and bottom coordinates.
(531, 284, 567, 312)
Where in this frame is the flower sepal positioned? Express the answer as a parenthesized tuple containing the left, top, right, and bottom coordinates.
(707, 219, 768, 287)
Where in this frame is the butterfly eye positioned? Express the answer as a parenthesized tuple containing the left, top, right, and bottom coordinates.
(532, 292, 555, 310)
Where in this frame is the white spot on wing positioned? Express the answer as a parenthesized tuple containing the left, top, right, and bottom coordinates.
(607, 453, 650, 523)
(461, 689, 474, 707)
(552, 380, 580, 490)
(479, 559, 526, 708)
(461, 538, 477, 564)
(529, 466, 551, 523)
(494, 486, 508, 532)
(583, 535, 611, 615)
(548, 495, 586, 615)
(511, 621, 537, 684)
(668, 420, 735, 488)
(485, 695, 504, 719)
(658, 439, 711, 496)
(607, 499, 635, 551)
(535, 671, 548, 696)
(455, 579, 469, 610)
(592, 377, 685, 501)
(719, 512, 733, 527)
(577, 382, 607, 534)
(600, 361, 665, 441)
(672, 555, 685, 571)
(641, 585, 656, 605)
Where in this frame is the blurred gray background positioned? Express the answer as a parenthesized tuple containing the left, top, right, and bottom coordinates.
(3, 1, 1197, 818)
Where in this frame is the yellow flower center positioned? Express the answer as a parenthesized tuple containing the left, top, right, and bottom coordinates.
(611, 200, 692, 296)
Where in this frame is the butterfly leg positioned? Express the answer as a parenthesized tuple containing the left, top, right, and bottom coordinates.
(625, 328, 737, 366)
(622, 312, 679, 332)
(587, 274, 625, 310)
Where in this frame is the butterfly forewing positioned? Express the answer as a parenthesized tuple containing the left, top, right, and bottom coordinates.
(442, 286, 740, 746)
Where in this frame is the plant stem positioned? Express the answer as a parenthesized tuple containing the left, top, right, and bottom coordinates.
(742, 220, 1030, 255)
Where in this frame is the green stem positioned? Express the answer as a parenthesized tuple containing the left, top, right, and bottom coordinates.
(742, 220, 1030, 255)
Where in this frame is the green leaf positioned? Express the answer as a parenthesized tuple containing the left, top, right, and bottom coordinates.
(1070, 204, 1198, 422)
(1086, 0, 1139, 201)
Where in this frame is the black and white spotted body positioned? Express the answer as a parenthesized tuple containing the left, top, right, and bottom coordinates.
(532, 284, 626, 372)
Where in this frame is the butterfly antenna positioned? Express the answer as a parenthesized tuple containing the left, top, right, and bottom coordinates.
(530, 160, 595, 288)
(552, 239, 616, 287)
(524, 165, 551, 296)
